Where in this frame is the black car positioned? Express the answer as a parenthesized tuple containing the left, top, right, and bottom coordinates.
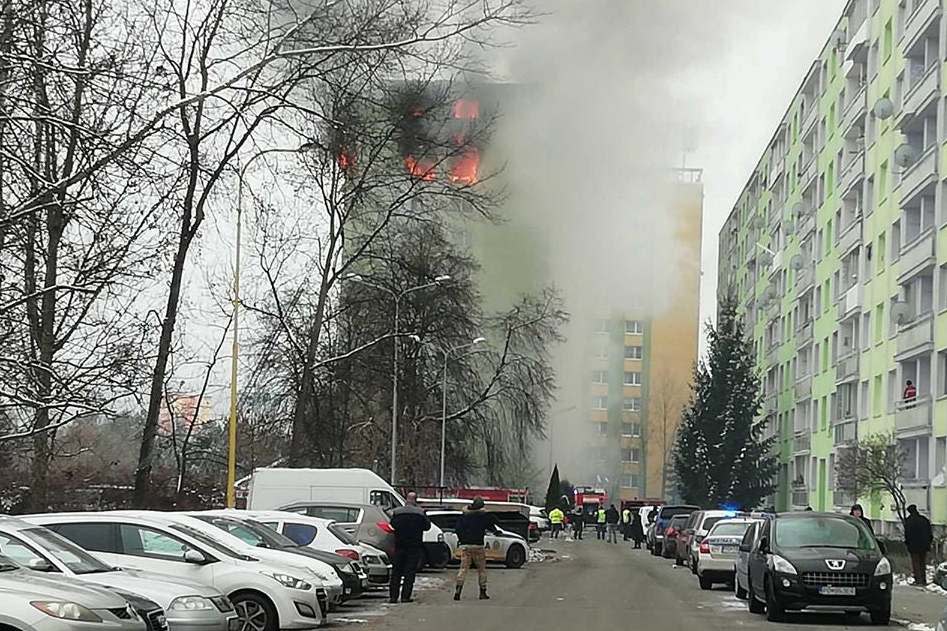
(746, 512, 891, 624)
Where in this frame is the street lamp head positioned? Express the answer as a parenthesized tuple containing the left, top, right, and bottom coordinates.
(434, 275, 451, 283)
(344, 273, 363, 281)
(408, 334, 422, 343)
(472, 337, 487, 345)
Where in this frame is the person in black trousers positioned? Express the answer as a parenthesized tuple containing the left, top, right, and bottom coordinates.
(904, 504, 933, 587)
(388, 491, 431, 603)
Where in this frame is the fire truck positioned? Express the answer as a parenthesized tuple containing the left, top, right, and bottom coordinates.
(453, 486, 530, 504)
(573, 486, 608, 523)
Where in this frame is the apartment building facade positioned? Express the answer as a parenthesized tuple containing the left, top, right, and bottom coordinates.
(717, 0, 947, 525)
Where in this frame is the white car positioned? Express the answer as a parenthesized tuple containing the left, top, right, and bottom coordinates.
(24, 511, 328, 631)
(240, 510, 392, 586)
(0, 516, 236, 631)
(528, 506, 549, 532)
(426, 510, 529, 569)
(695, 518, 759, 591)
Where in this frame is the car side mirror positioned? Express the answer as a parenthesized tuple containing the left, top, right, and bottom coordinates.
(757, 536, 769, 554)
(183, 549, 207, 564)
(27, 557, 53, 571)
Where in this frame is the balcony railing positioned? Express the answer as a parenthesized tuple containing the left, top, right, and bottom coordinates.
(795, 373, 813, 400)
(833, 419, 857, 445)
(796, 264, 814, 296)
(796, 319, 814, 347)
(901, 0, 941, 50)
(833, 490, 856, 508)
(896, 313, 933, 359)
(798, 154, 818, 189)
(838, 156, 865, 199)
(836, 352, 860, 384)
(894, 396, 932, 433)
(791, 489, 810, 509)
(836, 216, 862, 255)
(837, 284, 864, 321)
(793, 432, 811, 454)
(898, 146, 937, 208)
(903, 484, 931, 513)
(900, 63, 939, 123)
(897, 229, 936, 284)
(797, 213, 815, 237)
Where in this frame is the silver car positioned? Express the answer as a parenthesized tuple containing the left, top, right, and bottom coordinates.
(0, 517, 235, 631)
(0, 554, 146, 631)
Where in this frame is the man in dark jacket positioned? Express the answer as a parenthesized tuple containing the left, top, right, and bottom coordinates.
(388, 491, 431, 603)
(605, 504, 620, 544)
(453, 497, 500, 601)
(630, 511, 645, 549)
(904, 504, 933, 586)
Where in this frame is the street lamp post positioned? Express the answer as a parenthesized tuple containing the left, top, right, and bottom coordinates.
(345, 274, 450, 484)
(439, 337, 487, 488)
(227, 143, 317, 509)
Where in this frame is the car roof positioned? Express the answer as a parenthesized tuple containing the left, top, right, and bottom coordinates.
(772, 511, 854, 519)
(280, 501, 373, 510)
(240, 509, 336, 527)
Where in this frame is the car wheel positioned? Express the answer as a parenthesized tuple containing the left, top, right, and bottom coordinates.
(506, 545, 526, 569)
(765, 578, 784, 622)
(232, 592, 278, 631)
(691, 558, 698, 575)
(735, 580, 747, 600)
(675, 556, 684, 566)
(698, 573, 713, 590)
(651, 544, 661, 556)
(747, 577, 765, 614)
(870, 608, 890, 626)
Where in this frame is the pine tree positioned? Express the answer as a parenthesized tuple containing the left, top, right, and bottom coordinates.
(673, 293, 778, 509)
(544, 465, 562, 511)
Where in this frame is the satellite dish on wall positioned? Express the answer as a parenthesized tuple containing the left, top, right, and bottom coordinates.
(873, 97, 895, 120)
(894, 143, 919, 168)
(790, 254, 804, 270)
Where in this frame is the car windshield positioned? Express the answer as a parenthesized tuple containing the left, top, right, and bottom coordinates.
(25, 527, 113, 574)
(660, 507, 696, 519)
(168, 523, 244, 558)
(198, 516, 295, 549)
(701, 516, 724, 531)
(329, 523, 358, 545)
(243, 519, 299, 548)
(774, 516, 876, 550)
(708, 523, 750, 537)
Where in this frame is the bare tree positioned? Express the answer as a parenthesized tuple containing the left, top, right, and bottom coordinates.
(650, 368, 685, 498)
(836, 433, 909, 523)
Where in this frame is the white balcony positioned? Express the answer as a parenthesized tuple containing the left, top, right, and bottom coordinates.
(770, 249, 784, 275)
(899, 64, 939, 126)
(836, 217, 862, 255)
(833, 419, 857, 445)
(897, 229, 936, 284)
(792, 489, 810, 509)
(763, 393, 777, 416)
(769, 155, 785, 185)
(793, 431, 811, 454)
(833, 490, 856, 508)
(846, 19, 869, 62)
(795, 373, 812, 400)
(796, 319, 814, 347)
(894, 396, 932, 433)
(837, 283, 864, 321)
(903, 483, 931, 514)
(797, 213, 815, 237)
(838, 155, 865, 200)
(836, 351, 860, 383)
(896, 313, 934, 359)
(901, 0, 941, 51)
(798, 155, 818, 189)
(796, 264, 814, 296)
(898, 146, 938, 208)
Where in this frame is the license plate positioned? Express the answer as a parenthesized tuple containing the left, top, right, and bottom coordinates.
(345, 587, 352, 595)
(819, 586, 856, 596)
(711, 545, 722, 553)
(720, 545, 736, 553)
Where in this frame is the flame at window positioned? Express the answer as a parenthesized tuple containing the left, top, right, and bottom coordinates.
(404, 156, 436, 181)
(338, 150, 355, 171)
(451, 99, 479, 119)
(449, 148, 479, 185)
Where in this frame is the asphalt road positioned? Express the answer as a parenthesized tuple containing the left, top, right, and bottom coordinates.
(332, 537, 934, 631)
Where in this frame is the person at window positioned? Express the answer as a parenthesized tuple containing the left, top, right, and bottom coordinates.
(388, 491, 431, 604)
(904, 504, 933, 587)
(904, 379, 917, 409)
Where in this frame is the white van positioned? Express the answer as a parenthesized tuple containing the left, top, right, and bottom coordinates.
(247, 468, 449, 568)
(247, 468, 403, 512)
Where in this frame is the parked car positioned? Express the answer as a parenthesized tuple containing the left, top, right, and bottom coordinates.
(660, 514, 691, 559)
(676, 510, 735, 569)
(650, 505, 698, 556)
(186, 511, 366, 600)
(0, 552, 146, 631)
(528, 506, 549, 533)
(418, 499, 532, 541)
(425, 510, 529, 569)
(0, 516, 235, 631)
(278, 500, 453, 570)
(694, 517, 756, 590)
(735, 519, 764, 600)
(243, 510, 391, 586)
(110, 590, 170, 631)
(745, 511, 891, 624)
(25, 511, 329, 631)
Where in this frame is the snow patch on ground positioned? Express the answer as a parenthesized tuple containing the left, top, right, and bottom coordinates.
(332, 618, 368, 624)
(895, 573, 947, 596)
(413, 576, 446, 590)
(906, 623, 935, 631)
(529, 547, 549, 563)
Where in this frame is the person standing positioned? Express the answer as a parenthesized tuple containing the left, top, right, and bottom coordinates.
(388, 491, 431, 604)
(630, 510, 645, 549)
(605, 504, 620, 544)
(621, 506, 632, 541)
(904, 504, 933, 586)
(904, 380, 918, 409)
(571, 506, 584, 540)
(454, 497, 500, 601)
(596, 506, 607, 540)
(548, 506, 565, 539)
(850, 504, 874, 534)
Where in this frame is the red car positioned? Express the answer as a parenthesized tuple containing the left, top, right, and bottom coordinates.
(660, 514, 691, 559)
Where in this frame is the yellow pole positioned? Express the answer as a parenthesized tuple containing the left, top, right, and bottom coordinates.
(227, 173, 244, 508)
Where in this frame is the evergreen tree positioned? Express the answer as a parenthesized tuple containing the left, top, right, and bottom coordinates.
(673, 294, 778, 509)
(544, 465, 562, 511)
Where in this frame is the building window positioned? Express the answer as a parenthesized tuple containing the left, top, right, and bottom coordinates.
(595, 422, 608, 435)
(621, 474, 641, 489)
(621, 448, 641, 463)
(623, 397, 641, 412)
(592, 396, 608, 410)
(621, 422, 640, 437)
(899, 436, 929, 480)
(625, 320, 643, 335)
(624, 372, 641, 386)
(624, 345, 643, 360)
(592, 370, 607, 384)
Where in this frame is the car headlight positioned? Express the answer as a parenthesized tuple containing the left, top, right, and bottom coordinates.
(31, 601, 103, 622)
(170, 595, 215, 610)
(769, 554, 797, 575)
(875, 557, 892, 576)
(261, 571, 312, 591)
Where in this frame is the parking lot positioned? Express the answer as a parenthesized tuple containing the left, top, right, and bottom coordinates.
(361, 539, 944, 631)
